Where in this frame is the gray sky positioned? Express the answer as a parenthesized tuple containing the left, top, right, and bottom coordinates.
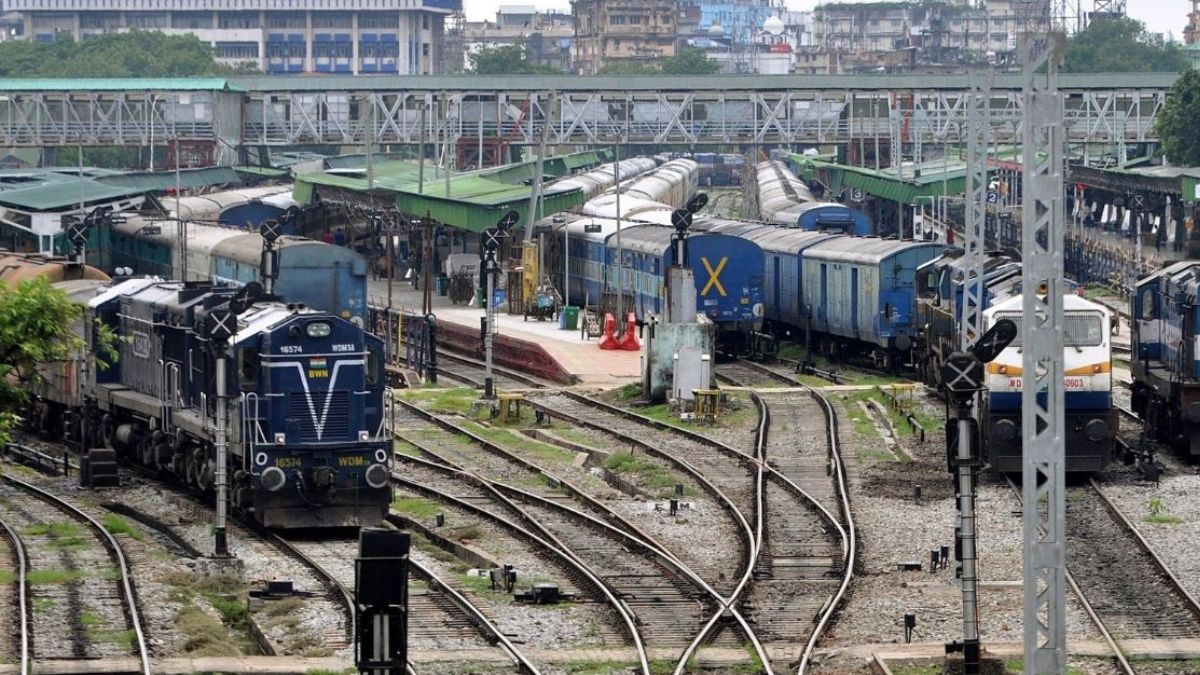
(464, 2, 1184, 40)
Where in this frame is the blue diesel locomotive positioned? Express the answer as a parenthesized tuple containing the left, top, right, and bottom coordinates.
(1131, 261, 1200, 457)
(35, 277, 392, 529)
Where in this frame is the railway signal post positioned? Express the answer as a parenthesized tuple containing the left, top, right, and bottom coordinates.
(204, 306, 235, 558)
(482, 211, 520, 400)
(941, 321, 1016, 674)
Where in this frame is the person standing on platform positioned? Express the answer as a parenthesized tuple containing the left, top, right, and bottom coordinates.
(322, 228, 334, 244)
(334, 228, 346, 247)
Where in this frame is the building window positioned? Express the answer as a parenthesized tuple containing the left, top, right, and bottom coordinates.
(422, 42, 429, 57)
(217, 41, 259, 59)
(312, 12, 351, 28)
(266, 12, 305, 29)
(218, 11, 258, 29)
(360, 12, 398, 29)
(610, 15, 626, 25)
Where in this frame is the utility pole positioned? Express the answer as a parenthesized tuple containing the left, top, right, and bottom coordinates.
(175, 137, 187, 281)
(1020, 32, 1068, 675)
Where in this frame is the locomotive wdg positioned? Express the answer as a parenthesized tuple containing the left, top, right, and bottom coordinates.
(32, 220, 393, 529)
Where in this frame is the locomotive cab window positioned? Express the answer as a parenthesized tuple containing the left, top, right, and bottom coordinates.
(1138, 287, 1157, 321)
(366, 343, 381, 386)
(239, 347, 260, 390)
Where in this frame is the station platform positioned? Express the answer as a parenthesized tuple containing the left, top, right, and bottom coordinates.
(366, 278, 642, 387)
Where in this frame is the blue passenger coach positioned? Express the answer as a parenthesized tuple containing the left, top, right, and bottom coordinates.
(801, 237, 947, 364)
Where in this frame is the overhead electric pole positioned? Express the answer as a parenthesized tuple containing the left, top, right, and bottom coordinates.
(1020, 32, 1069, 675)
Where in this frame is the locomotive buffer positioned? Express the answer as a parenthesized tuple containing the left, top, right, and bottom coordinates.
(941, 318, 1016, 674)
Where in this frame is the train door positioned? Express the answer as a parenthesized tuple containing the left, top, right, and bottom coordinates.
(819, 263, 828, 327)
(772, 256, 781, 321)
(850, 268, 860, 339)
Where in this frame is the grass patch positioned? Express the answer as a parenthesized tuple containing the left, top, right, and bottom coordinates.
(33, 598, 53, 612)
(0, 570, 13, 583)
(209, 595, 249, 629)
(97, 628, 136, 650)
(1145, 514, 1184, 525)
(399, 387, 480, 416)
(101, 514, 144, 541)
(1001, 659, 1085, 675)
(603, 452, 694, 498)
(448, 524, 482, 542)
(411, 533, 460, 566)
(777, 345, 909, 386)
(458, 573, 512, 601)
(631, 393, 753, 430)
(547, 425, 598, 447)
(175, 605, 241, 657)
(26, 568, 83, 584)
(463, 422, 573, 463)
(393, 439, 422, 457)
(391, 496, 441, 520)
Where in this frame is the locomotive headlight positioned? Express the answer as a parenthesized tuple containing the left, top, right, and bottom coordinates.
(998, 365, 1007, 375)
(1085, 418, 1109, 442)
(993, 419, 1018, 441)
(364, 463, 389, 489)
(306, 321, 332, 338)
(260, 466, 287, 492)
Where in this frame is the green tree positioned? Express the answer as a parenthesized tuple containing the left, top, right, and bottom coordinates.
(467, 43, 561, 75)
(596, 46, 721, 76)
(0, 30, 242, 78)
(1063, 17, 1189, 73)
(660, 46, 721, 75)
(0, 278, 116, 445)
(1155, 69, 1200, 166)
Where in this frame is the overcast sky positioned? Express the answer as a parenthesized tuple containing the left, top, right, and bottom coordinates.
(464, 2, 1184, 40)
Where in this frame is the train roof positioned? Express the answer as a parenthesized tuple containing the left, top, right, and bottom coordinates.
(87, 277, 160, 308)
(211, 233, 366, 266)
(985, 292, 1107, 315)
(170, 185, 293, 220)
(0, 252, 110, 284)
(802, 236, 945, 263)
(1138, 259, 1196, 289)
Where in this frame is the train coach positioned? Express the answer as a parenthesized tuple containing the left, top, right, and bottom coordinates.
(555, 216, 764, 336)
(756, 160, 871, 235)
(110, 215, 368, 322)
(801, 237, 948, 368)
(581, 159, 700, 225)
(553, 157, 658, 201)
(30, 275, 392, 529)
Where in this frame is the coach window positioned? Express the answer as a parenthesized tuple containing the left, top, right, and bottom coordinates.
(240, 347, 260, 390)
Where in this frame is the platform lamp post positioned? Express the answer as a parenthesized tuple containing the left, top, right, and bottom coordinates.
(483, 210, 520, 400)
(204, 306, 236, 558)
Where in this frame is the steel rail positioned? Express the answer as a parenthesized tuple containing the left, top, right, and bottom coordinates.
(384, 514, 541, 675)
(0, 517, 29, 675)
(1003, 476, 1135, 675)
(389, 470, 652, 674)
(0, 472, 151, 675)
(394, 436, 764, 671)
(796, 385, 857, 675)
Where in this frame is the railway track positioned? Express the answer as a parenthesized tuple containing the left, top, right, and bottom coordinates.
(392, 399, 765, 668)
(524, 386, 855, 674)
(432, 350, 550, 390)
(0, 470, 150, 674)
(1006, 476, 1200, 674)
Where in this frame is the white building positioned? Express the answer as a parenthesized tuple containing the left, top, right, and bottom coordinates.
(6, 0, 461, 75)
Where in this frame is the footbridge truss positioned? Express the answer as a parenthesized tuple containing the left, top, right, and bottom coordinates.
(0, 73, 1176, 163)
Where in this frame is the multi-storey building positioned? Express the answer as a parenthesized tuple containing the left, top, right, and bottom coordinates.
(449, 5, 574, 73)
(812, 0, 1050, 73)
(6, 0, 461, 74)
(572, 0, 677, 74)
